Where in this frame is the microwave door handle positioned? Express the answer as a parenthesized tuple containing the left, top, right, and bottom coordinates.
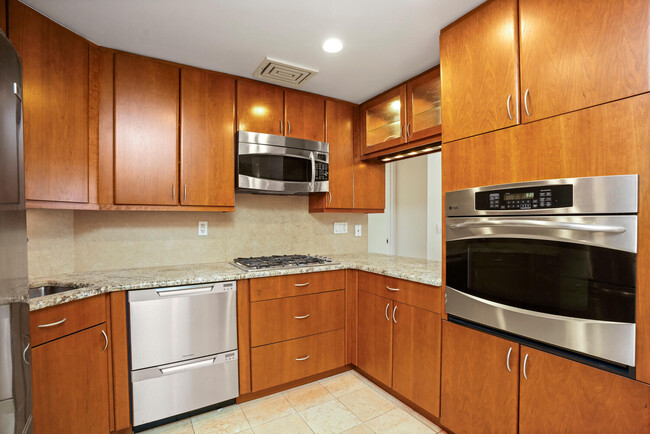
(310, 152, 316, 188)
(449, 219, 627, 234)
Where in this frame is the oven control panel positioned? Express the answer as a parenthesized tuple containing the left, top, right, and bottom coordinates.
(475, 184, 573, 210)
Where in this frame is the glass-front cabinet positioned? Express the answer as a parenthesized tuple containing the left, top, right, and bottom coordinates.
(362, 87, 406, 152)
(407, 68, 442, 142)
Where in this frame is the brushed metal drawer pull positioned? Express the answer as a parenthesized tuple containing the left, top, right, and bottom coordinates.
(38, 317, 67, 328)
(294, 282, 310, 287)
(523, 353, 529, 380)
(386, 286, 400, 292)
(101, 330, 109, 352)
(295, 355, 310, 361)
(506, 347, 512, 372)
(160, 358, 216, 375)
(294, 314, 310, 319)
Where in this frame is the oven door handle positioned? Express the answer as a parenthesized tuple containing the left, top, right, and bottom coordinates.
(449, 219, 627, 234)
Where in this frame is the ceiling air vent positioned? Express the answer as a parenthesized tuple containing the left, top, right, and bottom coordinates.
(253, 57, 317, 87)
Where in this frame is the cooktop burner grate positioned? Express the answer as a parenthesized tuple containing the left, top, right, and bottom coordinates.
(231, 254, 336, 271)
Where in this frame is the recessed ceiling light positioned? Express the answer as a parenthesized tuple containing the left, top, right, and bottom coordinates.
(322, 38, 343, 53)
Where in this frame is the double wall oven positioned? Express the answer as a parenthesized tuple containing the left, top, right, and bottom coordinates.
(446, 175, 638, 374)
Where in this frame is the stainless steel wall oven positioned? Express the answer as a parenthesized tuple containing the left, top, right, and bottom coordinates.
(445, 175, 638, 374)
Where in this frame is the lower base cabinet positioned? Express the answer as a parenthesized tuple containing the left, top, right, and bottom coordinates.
(32, 323, 110, 434)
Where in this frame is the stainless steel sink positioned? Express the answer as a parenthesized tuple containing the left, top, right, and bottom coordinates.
(29, 285, 80, 299)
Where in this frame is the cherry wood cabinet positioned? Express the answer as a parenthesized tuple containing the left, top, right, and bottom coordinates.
(0, 0, 6, 34)
(114, 53, 179, 205)
(9, 0, 94, 205)
(440, 0, 520, 143)
(361, 87, 406, 153)
(518, 0, 649, 123)
(237, 79, 284, 135)
(519, 346, 650, 434)
(406, 68, 442, 142)
(357, 290, 393, 386)
(284, 91, 325, 142)
(441, 321, 520, 434)
(180, 67, 235, 207)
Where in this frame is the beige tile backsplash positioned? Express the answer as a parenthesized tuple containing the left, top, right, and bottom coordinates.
(26, 194, 369, 279)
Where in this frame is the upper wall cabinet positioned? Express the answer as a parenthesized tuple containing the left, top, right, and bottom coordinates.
(237, 80, 325, 141)
(9, 0, 95, 206)
(518, 0, 650, 123)
(361, 67, 441, 157)
(440, 0, 520, 144)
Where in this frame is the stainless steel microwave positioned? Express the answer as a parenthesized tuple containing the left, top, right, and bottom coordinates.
(236, 131, 329, 194)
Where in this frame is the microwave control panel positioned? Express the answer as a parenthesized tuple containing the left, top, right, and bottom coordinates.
(315, 161, 329, 181)
(475, 184, 573, 211)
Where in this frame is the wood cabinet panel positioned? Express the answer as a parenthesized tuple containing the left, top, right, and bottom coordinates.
(406, 67, 442, 142)
(358, 271, 441, 313)
(249, 270, 345, 301)
(519, 346, 650, 433)
(250, 290, 345, 346)
(237, 80, 283, 135)
(357, 291, 393, 386)
(9, 0, 90, 203)
(519, 0, 649, 123)
(353, 106, 385, 210)
(114, 53, 179, 205)
(441, 321, 519, 434)
(180, 68, 235, 207)
(392, 304, 440, 417)
(440, 0, 519, 143)
(32, 323, 110, 434)
(237, 279, 252, 395)
(325, 100, 354, 209)
(108, 292, 131, 432)
(0, 0, 6, 34)
(250, 329, 345, 392)
(30, 295, 106, 347)
(285, 91, 325, 142)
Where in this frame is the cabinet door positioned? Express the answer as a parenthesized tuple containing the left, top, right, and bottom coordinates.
(441, 321, 519, 434)
(237, 80, 283, 135)
(362, 87, 406, 154)
(440, 0, 519, 143)
(519, 0, 649, 123)
(32, 324, 110, 434)
(180, 68, 235, 207)
(519, 346, 649, 434)
(357, 291, 393, 386)
(9, 0, 90, 203)
(114, 54, 179, 205)
(285, 91, 325, 142)
(392, 303, 441, 417)
(324, 100, 354, 209)
(406, 68, 441, 142)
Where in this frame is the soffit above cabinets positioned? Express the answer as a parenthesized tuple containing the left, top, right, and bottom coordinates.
(21, 0, 485, 103)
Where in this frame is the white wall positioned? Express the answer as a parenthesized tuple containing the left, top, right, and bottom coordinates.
(367, 164, 392, 255)
(427, 152, 442, 261)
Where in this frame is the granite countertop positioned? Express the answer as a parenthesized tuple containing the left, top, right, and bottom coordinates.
(28, 253, 442, 311)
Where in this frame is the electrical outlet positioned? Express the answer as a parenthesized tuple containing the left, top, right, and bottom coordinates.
(198, 221, 208, 236)
(355, 225, 362, 237)
(333, 222, 348, 234)
(435, 223, 442, 234)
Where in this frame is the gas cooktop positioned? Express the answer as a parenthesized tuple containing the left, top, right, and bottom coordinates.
(231, 254, 337, 271)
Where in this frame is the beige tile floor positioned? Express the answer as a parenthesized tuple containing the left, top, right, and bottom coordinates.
(142, 370, 446, 434)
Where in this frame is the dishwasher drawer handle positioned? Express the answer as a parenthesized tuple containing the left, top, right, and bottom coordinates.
(294, 282, 310, 287)
(386, 286, 400, 292)
(156, 286, 214, 297)
(295, 355, 310, 361)
(449, 219, 626, 234)
(37, 317, 66, 328)
(159, 358, 216, 375)
(294, 314, 310, 319)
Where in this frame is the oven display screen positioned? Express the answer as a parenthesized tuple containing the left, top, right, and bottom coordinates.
(503, 192, 534, 201)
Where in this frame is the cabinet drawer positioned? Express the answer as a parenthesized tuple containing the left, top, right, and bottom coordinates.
(250, 290, 344, 347)
(358, 272, 441, 313)
(251, 329, 345, 391)
(30, 295, 107, 347)
(249, 270, 345, 301)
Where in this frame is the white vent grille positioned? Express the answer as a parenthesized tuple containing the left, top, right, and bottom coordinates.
(253, 57, 317, 86)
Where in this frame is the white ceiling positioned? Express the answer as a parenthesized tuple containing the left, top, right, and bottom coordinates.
(22, 0, 485, 103)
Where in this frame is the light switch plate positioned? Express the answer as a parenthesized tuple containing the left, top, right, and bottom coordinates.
(355, 225, 362, 237)
(198, 221, 208, 236)
(334, 222, 348, 234)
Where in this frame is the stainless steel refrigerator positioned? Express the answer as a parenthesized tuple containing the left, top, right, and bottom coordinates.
(0, 29, 32, 434)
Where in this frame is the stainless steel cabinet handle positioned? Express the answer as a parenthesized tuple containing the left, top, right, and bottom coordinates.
(386, 286, 400, 292)
(392, 305, 398, 324)
(449, 219, 626, 234)
(524, 89, 531, 117)
(506, 95, 513, 120)
(294, 314, 310, 319)
(287, 120, 291, 135)
(506, 347, 512, 372)
(406, 123, 411, 138)
(37, 317, 66, 328)
(328, 191, 332, 205)
(294, 282, 310, 287)
(101, 330, 108, 352)
(523, 353, 529, 380)
(295, 355, 310, 361)
(385, 303, 390, 321)
(22, 343, 30, 366)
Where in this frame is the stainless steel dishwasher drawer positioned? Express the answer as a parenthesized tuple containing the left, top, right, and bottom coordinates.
(131, 352, 239, 427)
(128, 281, 237, 370)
